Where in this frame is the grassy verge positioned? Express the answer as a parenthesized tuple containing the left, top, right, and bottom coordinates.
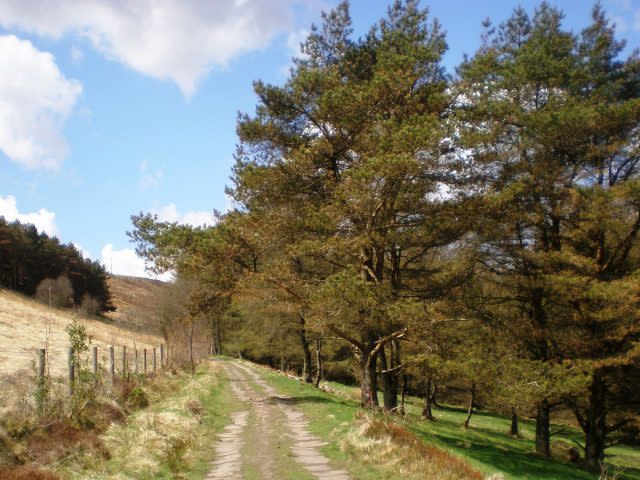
(249, 363, 640, 480)
(59, 360, 234, 479)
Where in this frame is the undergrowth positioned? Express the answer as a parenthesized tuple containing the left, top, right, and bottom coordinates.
(61, 360, 232, 479)
(342, 412, 484, 480)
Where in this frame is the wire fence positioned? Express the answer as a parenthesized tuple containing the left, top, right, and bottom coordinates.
(0, 343, 166, 387)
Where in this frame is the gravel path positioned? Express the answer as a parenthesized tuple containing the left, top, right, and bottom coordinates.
(206, 360, 350, 480)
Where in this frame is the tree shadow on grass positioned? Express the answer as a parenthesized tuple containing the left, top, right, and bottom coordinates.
(265, 394, 356, 409)
(409, 414, 608, 480)
(417, 426, 596, 480)
(611, 465, 640, 480)
(410, 408, 640, 480)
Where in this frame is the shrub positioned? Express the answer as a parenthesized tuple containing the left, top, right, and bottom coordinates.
(185, 398, 204, 420)
(25, 421, 109, 464)
(116, 379, 150, 410)
(127, 385, 150, 409)
(35, 276, 73, 309)
(79, 294, 101, 317)
(551, 440, 580, 463)
(3, 411, 35, 442)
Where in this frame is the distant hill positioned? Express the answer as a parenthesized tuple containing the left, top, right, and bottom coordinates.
(104, 275, 168, 336)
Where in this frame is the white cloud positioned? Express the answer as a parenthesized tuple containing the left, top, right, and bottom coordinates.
(0, 35, 82, 169)
(154, 203, 215, 227)
(281, 28, 308, 75)
(0, 0, 299, 96)
(287, 29, 308, 59)
(0, 194, 59, 235)
(101, 243, 172, 281)
(73, 242, 91, 259)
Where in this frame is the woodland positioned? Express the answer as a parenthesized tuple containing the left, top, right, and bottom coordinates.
(129, 0, 640, 472)
(0, 218, 114, 313)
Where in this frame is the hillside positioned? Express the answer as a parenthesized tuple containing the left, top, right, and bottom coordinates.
(105, 274, 168, 335)
(0, 281, 164, 411)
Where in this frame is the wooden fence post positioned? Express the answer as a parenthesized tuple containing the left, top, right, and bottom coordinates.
(68, 347, 75, 394)
(38, 348, 46, 385)
(122, 345, 127, 379)
(36, 348, 46, 410)
(160, 344, 164, 370)
(153, 347, 157, 374)
(110, 346, 115, 382)
(143, 348, 147, 374)
(92, 346, 98, 374)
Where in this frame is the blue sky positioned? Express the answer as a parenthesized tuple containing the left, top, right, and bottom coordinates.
(0, 0, 638, 279)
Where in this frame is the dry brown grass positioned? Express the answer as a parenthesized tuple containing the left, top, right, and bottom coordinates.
(105, 275, 167, 335)
(341, 413, 484, 480)
(70, 366, 222, 479)
(0, 285, 163, 415)
(25, 421, 110, 464)
(0, 464, 61, 480)
(0, 287, 162, 378)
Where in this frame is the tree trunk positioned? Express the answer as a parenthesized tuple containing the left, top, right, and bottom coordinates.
(213, 317, 222, 355)
(463, 382, 476, 429)
(313, 338, 323, 388)
(535, 399, 551, 457)
(430, 381, 439, 408)
(422, 375, 434, 420)
(378, 345, 397, 411)
(300, 316, 312, 383)
(391, 339, 401, 408)
(360, 335, 379, 408)
(583, 374, 607, 471)
(510, 407, 519, 437)
(400, 373, 407, 416)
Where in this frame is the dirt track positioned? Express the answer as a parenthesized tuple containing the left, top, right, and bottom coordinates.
(207, 360, 349, 480)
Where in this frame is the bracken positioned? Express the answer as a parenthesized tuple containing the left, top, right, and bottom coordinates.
(341, 413, 484, 480)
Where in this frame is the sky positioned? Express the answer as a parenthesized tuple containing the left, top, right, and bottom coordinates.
(0, 0, 639, 280)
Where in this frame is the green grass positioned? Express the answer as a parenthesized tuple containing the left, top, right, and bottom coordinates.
(180, 362, 237, 480)
(402, 402, 640, 480)
(249, 363, 640, 480)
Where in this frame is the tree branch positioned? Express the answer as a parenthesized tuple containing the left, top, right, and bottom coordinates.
(367, 328, 408, 366)
(327, 324, 363, 351)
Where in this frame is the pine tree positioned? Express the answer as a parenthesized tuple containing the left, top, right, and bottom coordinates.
(456, 2, 640, 463)
(232, 0, 468, 408)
